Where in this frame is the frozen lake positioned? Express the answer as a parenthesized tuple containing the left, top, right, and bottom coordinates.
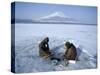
(15, 23, 97, 55)
(14, 23, 97, 73)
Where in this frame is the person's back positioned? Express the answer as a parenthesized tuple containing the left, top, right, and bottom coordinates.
(64, 42, 77, 60)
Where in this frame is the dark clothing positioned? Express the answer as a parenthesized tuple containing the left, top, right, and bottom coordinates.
(39, 41, 49, 51)
(39, 37, 51, 58)
(64, 43, 77, 60)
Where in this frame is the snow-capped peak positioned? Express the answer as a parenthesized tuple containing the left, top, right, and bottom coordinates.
(39, 11, 67, 20)
(47, 11, 66, 18)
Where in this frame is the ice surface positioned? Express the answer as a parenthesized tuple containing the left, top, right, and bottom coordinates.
(14, 23, 97, 73)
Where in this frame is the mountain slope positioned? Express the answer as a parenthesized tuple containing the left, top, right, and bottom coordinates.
(37, 11, 77, 22)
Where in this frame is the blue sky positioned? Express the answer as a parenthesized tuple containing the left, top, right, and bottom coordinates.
(13, 2, 97, 24)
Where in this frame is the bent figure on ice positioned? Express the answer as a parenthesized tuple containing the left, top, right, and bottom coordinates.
(63, 41, 77, 60)
(39, 37, 51, 58)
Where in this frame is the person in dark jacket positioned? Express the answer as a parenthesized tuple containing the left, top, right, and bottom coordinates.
(39, 37, 51, 58)
(63, 41, 77, 60)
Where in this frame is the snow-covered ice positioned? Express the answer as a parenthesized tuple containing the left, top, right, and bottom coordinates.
(14, 23, 97, 73)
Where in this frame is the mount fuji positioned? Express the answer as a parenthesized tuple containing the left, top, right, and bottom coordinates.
(39, 11, 68, 19)
(35, 11, 77, 23)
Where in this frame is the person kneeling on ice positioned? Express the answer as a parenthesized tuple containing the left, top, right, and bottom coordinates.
(39, 37, 51, 59)
(63, 41, 77, 61)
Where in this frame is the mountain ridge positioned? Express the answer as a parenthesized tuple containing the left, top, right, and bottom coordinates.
(11, 11, 97, 25)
